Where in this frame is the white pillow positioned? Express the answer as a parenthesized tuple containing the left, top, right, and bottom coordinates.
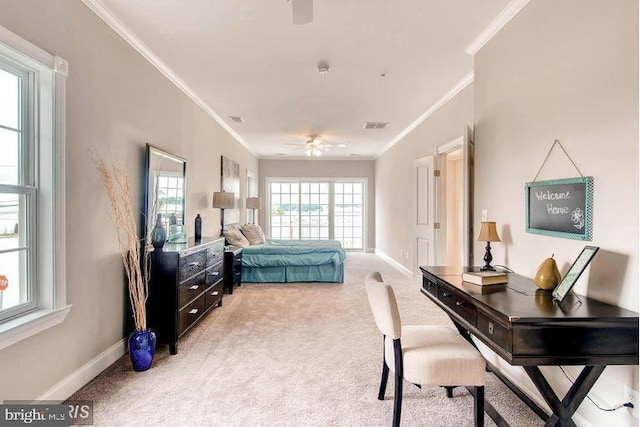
(241, 224, 266, 245)
(224, 228, 251, 247)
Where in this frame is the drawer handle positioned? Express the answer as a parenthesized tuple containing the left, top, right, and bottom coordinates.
(442, 292, 451, 298)
(211, 291, 219, 296)
(189, 308, 199, 314)
(189, 262, 201, 267)
(189, 285, 199, 290)
(455, 300, 465, 307)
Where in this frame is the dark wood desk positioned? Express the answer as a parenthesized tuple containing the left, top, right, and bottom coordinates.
(420, 266, 639, 427)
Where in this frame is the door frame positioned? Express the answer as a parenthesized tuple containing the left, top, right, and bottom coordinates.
(433, 128, 474, 267)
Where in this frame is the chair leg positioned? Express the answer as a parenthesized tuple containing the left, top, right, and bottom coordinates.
(378, 336, 389, 400)
(474, 386, 484, 427)
(392, 339, 403, 427)
(444, 386, 455, 398)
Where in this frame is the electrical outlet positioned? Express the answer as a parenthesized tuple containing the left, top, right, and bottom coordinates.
(405, 251, 409, 260)
(481, 209, 488, 222)
(624, 385, 639, 418)
(400, 250, 403, 259)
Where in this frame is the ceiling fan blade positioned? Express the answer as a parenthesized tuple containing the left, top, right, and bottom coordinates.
(292, 0, 313, 25)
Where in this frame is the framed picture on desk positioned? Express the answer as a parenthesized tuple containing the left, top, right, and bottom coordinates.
(552, 245, 599, 303)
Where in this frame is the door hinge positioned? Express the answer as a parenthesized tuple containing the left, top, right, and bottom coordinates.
(434, 169, 441, 177)
(434, 222, 441, 229)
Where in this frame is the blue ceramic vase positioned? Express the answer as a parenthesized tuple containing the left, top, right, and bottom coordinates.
(128, 329, 156, 372)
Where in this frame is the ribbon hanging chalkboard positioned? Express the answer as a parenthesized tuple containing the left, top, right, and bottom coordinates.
(525, 140, 593, 240)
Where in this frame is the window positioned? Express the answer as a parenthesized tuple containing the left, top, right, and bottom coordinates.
(0, 24, 69, 349)
(155, 174, 185, 225)
(267, 179, 365, 250)
(334, 182, 363, 250)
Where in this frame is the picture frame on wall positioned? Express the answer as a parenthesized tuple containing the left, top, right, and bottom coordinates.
(221, 155, 240, 226)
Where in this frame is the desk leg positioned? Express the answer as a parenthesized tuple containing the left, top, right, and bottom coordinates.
(523, 365, 606, 427)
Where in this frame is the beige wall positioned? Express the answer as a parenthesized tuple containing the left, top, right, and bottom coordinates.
(259, 159, 375, 249)
(473, 1, 638, 425)
(0, 0, 257, 400)
(375, 84, 474, 271)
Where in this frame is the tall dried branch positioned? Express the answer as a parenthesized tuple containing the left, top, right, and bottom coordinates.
(92, 153, 148, 331)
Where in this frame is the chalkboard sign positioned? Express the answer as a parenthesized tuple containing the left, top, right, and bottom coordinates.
(525, 176, 593, 240)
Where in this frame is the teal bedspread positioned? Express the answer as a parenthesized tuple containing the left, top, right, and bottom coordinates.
(241, 240, 345, 283)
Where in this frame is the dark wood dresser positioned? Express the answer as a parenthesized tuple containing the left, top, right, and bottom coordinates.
(224, 246, 242, 294)
(147, 237, 225, 354)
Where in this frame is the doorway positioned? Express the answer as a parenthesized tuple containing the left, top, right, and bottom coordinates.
(414, 130, 473, 272)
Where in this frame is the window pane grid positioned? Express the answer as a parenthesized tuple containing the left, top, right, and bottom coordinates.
(268, 179, 364, 249)
(334, 181, 364, 250)
(0, 61, 34, 322)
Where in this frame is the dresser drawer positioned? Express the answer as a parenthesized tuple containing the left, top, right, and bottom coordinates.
(205, 282, 224, 310)
(206, 261, 224, 286)
(179, 250, 207, 282)
(206, 240, 225, 266)
(178, 294, 206, 336)
(178, 271, 206, 309)
(478, 312, 511, 353)
(439, 288, 477, 326)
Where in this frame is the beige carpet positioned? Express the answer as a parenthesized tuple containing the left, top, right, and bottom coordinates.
(70, 253, 541, 426)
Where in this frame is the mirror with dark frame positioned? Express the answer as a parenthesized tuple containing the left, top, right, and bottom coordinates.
(144, 144, 187, 246)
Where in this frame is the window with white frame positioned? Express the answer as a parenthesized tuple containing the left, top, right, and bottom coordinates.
(268, 179, 365, 250)
(0, 25, 69, 350)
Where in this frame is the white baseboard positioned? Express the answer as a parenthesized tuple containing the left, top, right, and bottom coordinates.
(375, 249, 413, 277)
(38, 339, 126, 401)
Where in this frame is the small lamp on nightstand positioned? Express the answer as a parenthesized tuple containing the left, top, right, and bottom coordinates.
(477, 221, 501, 271)
(212, 191, 235, 236)
(246, 196, 261, 225)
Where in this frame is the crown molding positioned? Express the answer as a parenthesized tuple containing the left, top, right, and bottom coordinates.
(80, 0, 254, 155)
(466, 0, 531, 56)
(377, 71, 474, 158)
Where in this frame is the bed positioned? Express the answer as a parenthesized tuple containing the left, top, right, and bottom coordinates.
(240, 239, 346, 283)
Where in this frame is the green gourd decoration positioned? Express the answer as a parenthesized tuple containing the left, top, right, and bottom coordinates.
(534, 254, 561, 290)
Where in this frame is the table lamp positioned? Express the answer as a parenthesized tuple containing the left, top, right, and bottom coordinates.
(246, 196, 261, 224)
(212, 191, 235, 236)
(477, 221, 501, 271)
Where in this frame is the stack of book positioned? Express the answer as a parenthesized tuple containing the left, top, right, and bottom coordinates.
(461, 271, 508, 285)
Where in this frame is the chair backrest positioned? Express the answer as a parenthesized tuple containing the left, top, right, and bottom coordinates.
(365, 272, 402, 340)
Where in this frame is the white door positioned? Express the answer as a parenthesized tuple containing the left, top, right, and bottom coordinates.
(414, 155, 436, 272)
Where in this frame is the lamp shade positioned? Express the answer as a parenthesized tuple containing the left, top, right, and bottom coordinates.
(212, 191, 235, 209)
(246, 197, 261, 210)
(476, 221, 501, 242)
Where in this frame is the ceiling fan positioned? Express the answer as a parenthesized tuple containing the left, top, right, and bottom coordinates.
(285, 135, 348, 157)
(288, 0, 313, 25)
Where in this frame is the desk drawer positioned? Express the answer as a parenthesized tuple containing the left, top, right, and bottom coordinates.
(422, 277, 437, 297)
(478, 312, 511, 353)
(439, 288, 476, 326)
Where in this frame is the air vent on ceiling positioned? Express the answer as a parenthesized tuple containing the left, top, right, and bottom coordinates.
(364, 121, 388, 129)
(228, 115, 244, 123)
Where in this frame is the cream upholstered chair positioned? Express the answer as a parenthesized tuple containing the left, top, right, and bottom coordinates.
(365, 272, 486, 427)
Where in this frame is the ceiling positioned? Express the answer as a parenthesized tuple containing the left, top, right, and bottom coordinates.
(90, 0, 512, 159)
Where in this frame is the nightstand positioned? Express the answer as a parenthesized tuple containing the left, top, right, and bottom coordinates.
(224, 246, 243, 294)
